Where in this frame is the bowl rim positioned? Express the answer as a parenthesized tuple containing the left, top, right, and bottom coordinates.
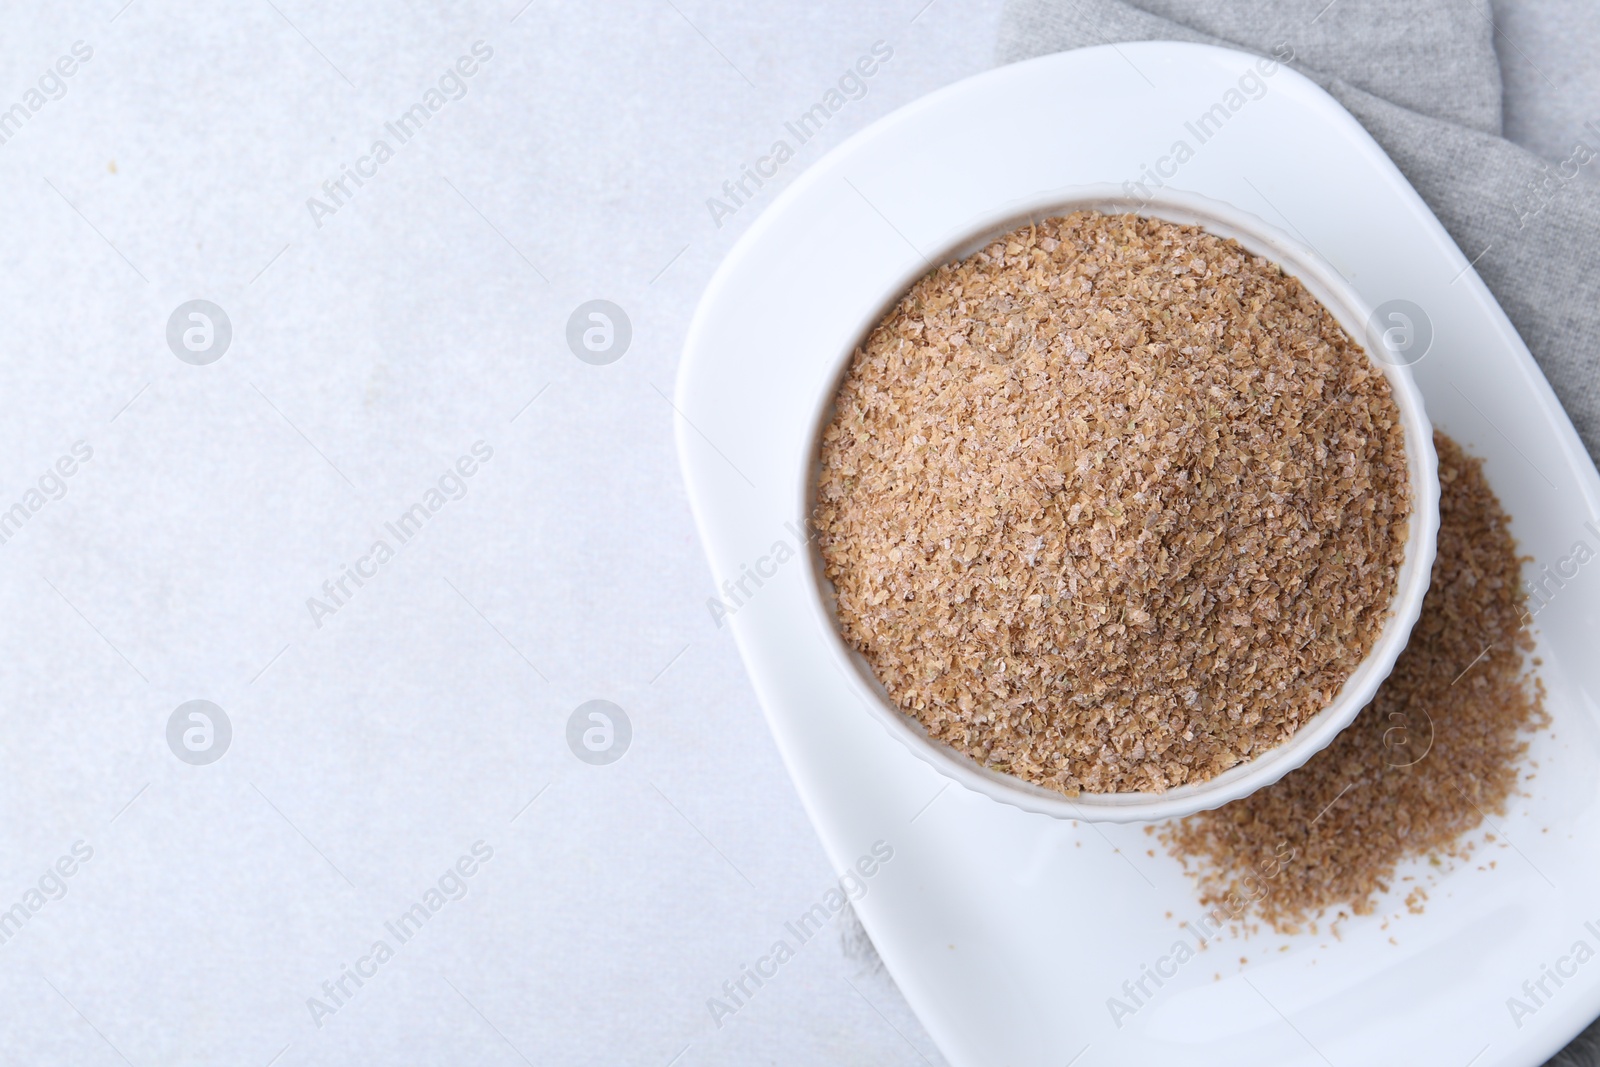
(793, 183, 1441, 824)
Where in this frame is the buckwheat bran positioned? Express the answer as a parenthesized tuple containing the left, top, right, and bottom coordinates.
(813, 211, 1410, 794)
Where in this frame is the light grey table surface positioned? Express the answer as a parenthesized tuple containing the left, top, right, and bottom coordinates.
(0, 2, 1593, 1065)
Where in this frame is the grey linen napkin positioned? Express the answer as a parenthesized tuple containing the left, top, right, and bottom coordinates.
(995, 3, 1600, 1063)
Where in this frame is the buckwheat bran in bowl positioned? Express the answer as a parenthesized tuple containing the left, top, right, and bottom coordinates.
(808, 193, 1438, 821)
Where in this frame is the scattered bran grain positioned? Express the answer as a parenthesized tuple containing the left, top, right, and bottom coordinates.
(813, 211, 1410, 794)
(1158, 433, 1547, 932)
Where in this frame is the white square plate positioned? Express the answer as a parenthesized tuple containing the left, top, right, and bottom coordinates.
(676, 41, 1600, 1067)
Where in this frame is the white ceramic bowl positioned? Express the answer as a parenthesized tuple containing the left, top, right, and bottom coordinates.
(800, 184, 1440, 823)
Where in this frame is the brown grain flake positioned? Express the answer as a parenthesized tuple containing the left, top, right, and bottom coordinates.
(1159, 434, 1547, 931)
(813, 211, 1410, 795)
